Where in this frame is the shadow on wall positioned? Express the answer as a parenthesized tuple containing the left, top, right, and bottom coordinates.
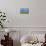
(13, 40, 21, 46)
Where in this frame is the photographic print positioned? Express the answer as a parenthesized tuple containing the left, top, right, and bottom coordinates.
(20, 8, 29, 14)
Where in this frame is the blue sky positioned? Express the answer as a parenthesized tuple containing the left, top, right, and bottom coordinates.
(20, 8, 29, 12)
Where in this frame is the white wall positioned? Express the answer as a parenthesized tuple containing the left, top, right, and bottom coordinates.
(0, 1, 46, 46)
(0, 0, 46, 27)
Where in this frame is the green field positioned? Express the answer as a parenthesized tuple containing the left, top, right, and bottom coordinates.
(20, 12, 29, 14)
